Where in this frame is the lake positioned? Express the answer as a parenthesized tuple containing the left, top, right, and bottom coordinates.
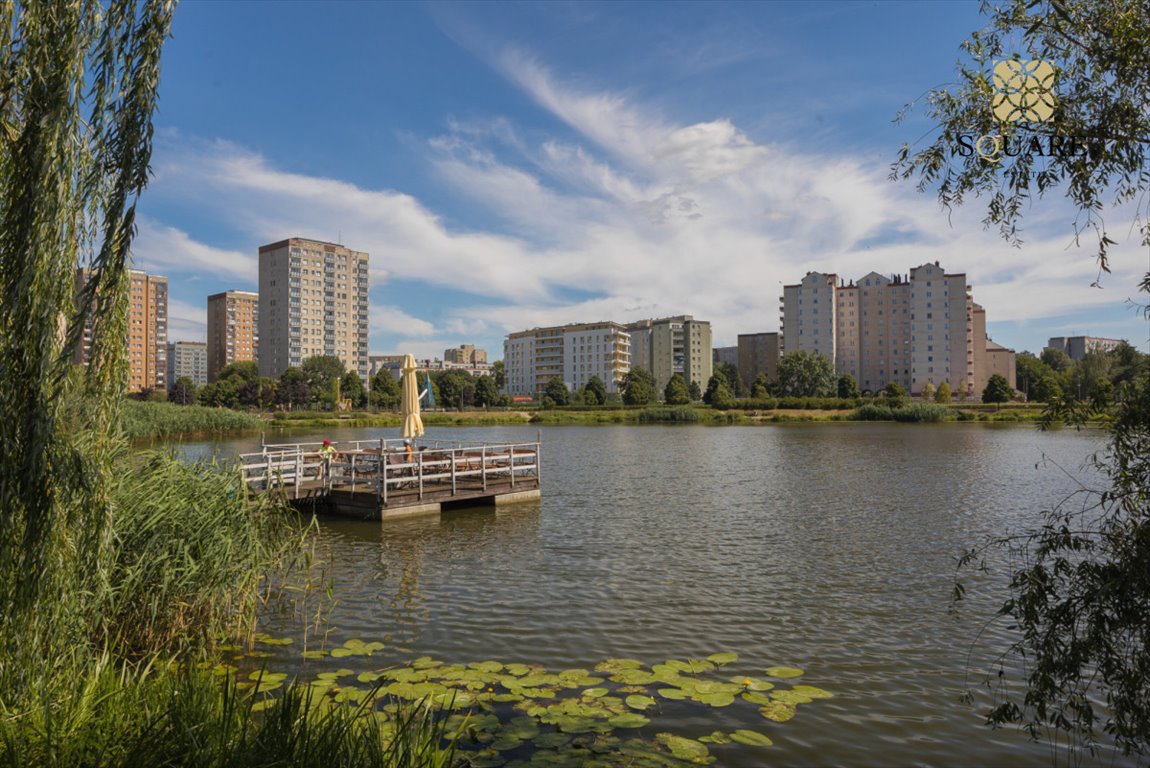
(178, 422, 1122, 767)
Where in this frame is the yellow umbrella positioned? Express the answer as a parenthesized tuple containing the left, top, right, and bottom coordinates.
(400, 353, 424, 440)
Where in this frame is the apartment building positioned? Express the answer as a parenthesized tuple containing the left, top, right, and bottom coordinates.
(167, 341, 208, 387)
(257, 238, 369, 379)
(1046, 335, 1125, 361)
(737, 332, 779, 388)
(713, 346, 738, 367)
(626, 315, 713, 394)
(503, 322, 630, 396)
(781, 262, 1005, 395)
(444, 344, 487, 365)
(74, 268, 168, 392)
(207, 290, 258, 381)
(972, 304, 1016, 393)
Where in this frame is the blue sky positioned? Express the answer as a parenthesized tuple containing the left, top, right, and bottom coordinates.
(135, 0, 1150, 360)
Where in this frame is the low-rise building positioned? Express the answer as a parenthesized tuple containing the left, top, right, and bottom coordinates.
(1046, 335, 1125, 361)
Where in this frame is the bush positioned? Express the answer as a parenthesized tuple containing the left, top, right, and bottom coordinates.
(852, 403, 953, 422)
(122, 400, 262, 439)
(637, 406, 700, 423)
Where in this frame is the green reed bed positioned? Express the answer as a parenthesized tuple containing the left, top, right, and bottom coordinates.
(123, 400, 263, 440)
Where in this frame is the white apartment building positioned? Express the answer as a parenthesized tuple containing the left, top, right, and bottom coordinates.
(167, 341, 208, 387)
(258, 238, 369, 379)
(781, 272, 837, 361)
(503, 322, 631, 397)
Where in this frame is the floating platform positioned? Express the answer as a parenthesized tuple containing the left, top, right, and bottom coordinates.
(241, 438, 541, 521)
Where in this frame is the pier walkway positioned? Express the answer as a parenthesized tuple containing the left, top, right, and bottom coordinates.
(240, 438, 541, 520)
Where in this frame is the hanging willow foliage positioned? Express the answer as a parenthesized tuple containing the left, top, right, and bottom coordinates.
(0, 0, 175, 688)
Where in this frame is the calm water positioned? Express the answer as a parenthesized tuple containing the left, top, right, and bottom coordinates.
(178, 423, 1122, 767)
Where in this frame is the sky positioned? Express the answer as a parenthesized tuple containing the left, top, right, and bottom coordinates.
(134, 0, 1150, 360)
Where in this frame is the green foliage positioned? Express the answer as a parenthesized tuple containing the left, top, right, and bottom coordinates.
(1016, 353, 1061, 402)
(491, 359, 505, 390)
(474, 375, 499, 407)
(1065, 349, 1113, 402)
(278, 367, 312, 410)
(774, 351, 835, 397)
(217, 360, 259, 384)
(1040, 347, 1073, 373)
(715, 362, 744, 397)
(340, 371, 367, 408)
(638, 406, 700, 423)
(688, 379, 702, 401)
(431, 369, 474, 410)
(982, 373, 1013, 403)
(920, 380, 936, 401)
(169, 376, 197, 406)
(703, 375, 735, 408)
(301, 356, 346, 408)
(853, 403, 953, 422)
(622, 367, 655, 406)
(934, 381, 952, 403)
(544, 376, 569, 406)
(881, 382, 910, 407)
(837, 373, 860, 399)
(369, 369, 400, 409)
(663, 373, 691, 405)
(583, 375, 608, 406)
(121, 400, 262, 439)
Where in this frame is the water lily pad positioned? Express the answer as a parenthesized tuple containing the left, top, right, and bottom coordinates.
(503, 663, 531, 677)
(212, 664, 236, 676)
(254, 633, 293, 646)
(625, 695, 656, 711)
(656, 688, 687, 701)
(411, 656, 443, 669)
(609, 669, 659, 686)
(533, 732, 573, 749)
(790, 684, 833, 699)
(770, 689, 814, 706)
(301, 650, 328, 659)
(706, 652, 738, 666)
(655, 733, 710, 761)
(310, 679, 335, 690)
(504, 716, 541, 740)
(357, 671, 383, 683)
(695, 692, 735, 707)
(698, 730, 731, 744)
(764, 666, 804, 679)
(491, 693, 524, 703)
(582, 688, 609, 698)
(608, 713, 650, 729)
(732, 676, 774, 691)
(491, 735, 523, 751)
(470, 660, 505, 674)
(616, 685, 648, 694)
(594, 658, 643, 674)
(250, 698, 277, 713)
(330, 648, 354, 658)
(759, 701, 797, 722)
(729, 729, 773, 747)
(741, 692, 773, 706)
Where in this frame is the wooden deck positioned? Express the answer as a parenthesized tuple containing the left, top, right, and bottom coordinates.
(240, 438, 541, 520)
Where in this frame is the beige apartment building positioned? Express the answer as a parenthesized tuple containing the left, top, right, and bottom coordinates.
(503, 322, 630, 396)
(626, 315, 713, 394)
(207, 290, 258, 381)
(737, 332, 779, 388)
(74, 268, 168, 392)
(444, 344, 487, 365)
(972, 304, 1017, 393)
(258, 238, 370, 379)
(781, 262, 1009, 396)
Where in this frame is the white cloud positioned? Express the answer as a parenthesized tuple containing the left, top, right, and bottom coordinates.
(167, 297, 206, 343)
(370, 305, 436, 339)
(133, 219, 256, 283)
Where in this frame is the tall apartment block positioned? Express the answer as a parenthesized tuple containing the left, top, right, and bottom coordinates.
(626, 315, 713, 395)
(257, 238, 369, 379)
(444, 344, 487, 365)
(168, 341, 208, 387)
(780, 262, 1008, 395)
(503, 322, 631, 396)
(737, 332, 779, 388)
(74, 268, 168, 392)
(1046, 335, 1125, 361)
(207, 290, 258, 381)
(713, 346, 739, 367)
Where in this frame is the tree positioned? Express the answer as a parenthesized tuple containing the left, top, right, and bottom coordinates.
(1041, 347, 1074, 374)
(340, 371, 367, 409)
(474, 375, 499, 408)
(582, 375, 607, 406)
(934, 381, 952, 403)
(238, 376, 277, 410)
(982, 374, 1013, 403)
(955, 377, 970, 402)
(216, 360, 258, 385)
(301, 355, 345, 408)
(1017, 352, 1061, 402)
(433, 369, 473, 410)
(622, 368, 654, 406)
(715, 362, 745, 397)
(277, 367, 311, 410)
(544, 376, 569, 406)
(837, 373, 860, 399)
(750, 374, 771, 400)
(369, 370, 400, 409)
(169, 377, 197, 406)
(920, 380, 936, 401)
(663, 373, 691, 405)
(688, 379, 702, 402)
(1108, 341, 1148, 388)
(491, 360, 505, 391)
(882, 382, 910, 407)
(774, 351, 836, 397)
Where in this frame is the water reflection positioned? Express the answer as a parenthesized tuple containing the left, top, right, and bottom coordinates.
(185, 424, 1122, 767)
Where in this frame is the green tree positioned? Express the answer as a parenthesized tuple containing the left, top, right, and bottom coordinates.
(837, 373, 860, 399)
(340, 371, 367, 409)
(882, 382, 910, 407)
(1108, 341, 1148, 388)
(622, 368, 654, 406)
(238, 376, 277, 409)
(663, 373, 691, 405)
(369, 369, 400, 409)
(982, 373, 1013, 404)
(433, 369, 473, 410)
(688, 379, 702, 402)
(774, 351, 836, 397)
(1016, 353, 1061, 402)
(474, 375, 499, 408)
(544, 376, 569, 406)
(300, 355, 345, 408)
(169, 377, 197, 406)
(1041, 347, 1074, 374)
(491, 359, 505, 391)
(277, 367, 311, 410)
(955, 377, 970, 402)
(1066, 349, 1113, 402)
(934, 381, 952, 403)
(216, 360, 258, 385)
(584, 375, 607, 406)
(750, 374, 771, 400)
(921, 380, 936, 401)
(715, 362, 745, 397)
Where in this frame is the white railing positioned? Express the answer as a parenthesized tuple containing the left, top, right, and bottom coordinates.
(239, 439, 541, 504)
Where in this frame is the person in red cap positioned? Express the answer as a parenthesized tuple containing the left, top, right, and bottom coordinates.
(321, 439, 337, 480)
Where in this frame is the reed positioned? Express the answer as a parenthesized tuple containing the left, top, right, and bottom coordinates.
(122, 400, 264, 439)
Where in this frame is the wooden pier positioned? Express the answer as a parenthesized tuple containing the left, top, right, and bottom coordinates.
(240, 438, 541, 520)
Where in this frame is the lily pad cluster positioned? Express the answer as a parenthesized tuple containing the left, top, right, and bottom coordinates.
(233, 645, 832, 766)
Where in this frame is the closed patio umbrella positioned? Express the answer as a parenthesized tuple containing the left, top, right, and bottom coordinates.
(400, 354, 424, 440)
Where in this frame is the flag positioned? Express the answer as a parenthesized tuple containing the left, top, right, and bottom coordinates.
(424, 372, 436, 408)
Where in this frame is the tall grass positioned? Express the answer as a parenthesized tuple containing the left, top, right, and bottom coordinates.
(123, 400, 263, 439)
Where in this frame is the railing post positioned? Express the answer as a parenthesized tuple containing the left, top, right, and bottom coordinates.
(481, 445, 487, 492)
(350, 453, 357, 493)
(417, 450, 424, 499)
(295, 450, 300, 499)
(510, 444, 515, 488)
(451, 448, 457, 495)
(379, 438, 385, 508)
(535, 441, 541, 486)
(265, 455, 273, 490)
